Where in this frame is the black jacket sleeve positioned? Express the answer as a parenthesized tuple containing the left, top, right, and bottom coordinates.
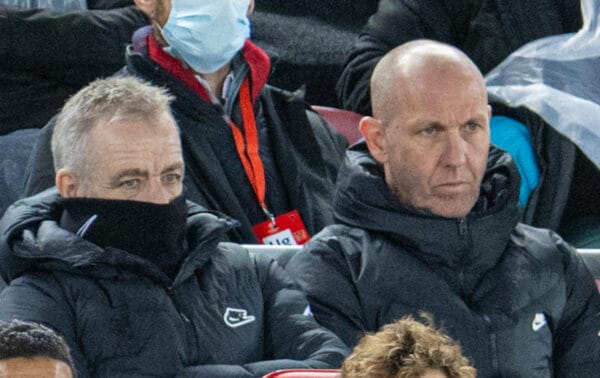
(0, 271, 90, 378)
(0, 6, 148, 84)
(286, 231, 369, 348)
(335, 0, 472, 115)
(552, 239, 600, 376)
(0, 6, 148, 132)
(183, 252, 350, 377)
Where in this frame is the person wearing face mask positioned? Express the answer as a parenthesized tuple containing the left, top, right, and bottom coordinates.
(0, 77, 349, 377)
(22, 0, 348, 245)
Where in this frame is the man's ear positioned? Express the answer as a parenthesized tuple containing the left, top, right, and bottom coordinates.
(133, 0, 156, 17)
(56, 169, 80, 199)
(359, 116, 388, 164)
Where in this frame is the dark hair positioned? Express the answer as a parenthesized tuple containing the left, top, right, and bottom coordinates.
(0, 319, 74, 374)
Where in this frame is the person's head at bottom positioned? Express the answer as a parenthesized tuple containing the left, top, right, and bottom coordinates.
(0, 319, 74, 378)
(341, 315, 476, 378)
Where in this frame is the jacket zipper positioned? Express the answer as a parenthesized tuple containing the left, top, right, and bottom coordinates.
(482, 314, 500, 374)
(457, 218, 468, 295)
(168, 289, 199, 363)
(459, 221, 500, 375)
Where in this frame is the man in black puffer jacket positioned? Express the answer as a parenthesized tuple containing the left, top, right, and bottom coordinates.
(288, 40, 600, 377)
(0, 77, 349, 377)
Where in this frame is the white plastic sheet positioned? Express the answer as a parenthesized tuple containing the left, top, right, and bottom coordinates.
(486, 0, 600, 169)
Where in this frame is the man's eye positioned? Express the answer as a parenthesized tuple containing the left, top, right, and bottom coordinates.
(119, 179, 140, 189)
(421, 127, 436, 135)
(163, 173, 182, 185)
(465, 122, 480, 132)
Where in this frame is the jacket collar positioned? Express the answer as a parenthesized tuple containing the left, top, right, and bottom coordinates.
(334, 141, 521, 297)
(0, 188, 237, 286)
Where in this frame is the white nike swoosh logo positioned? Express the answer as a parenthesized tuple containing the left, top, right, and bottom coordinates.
(223, 307, 256, 328)
(532, 313, 547, 332)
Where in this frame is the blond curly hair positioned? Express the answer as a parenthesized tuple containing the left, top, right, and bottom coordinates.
(341, 314, 476, 378)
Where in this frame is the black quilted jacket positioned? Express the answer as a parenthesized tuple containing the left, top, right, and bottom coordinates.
(0, 190, 349, 377)
(288, 142, 600, 377)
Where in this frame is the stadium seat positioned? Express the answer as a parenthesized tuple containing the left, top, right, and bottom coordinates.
(262, 369, 340, 378)
(0, 128, 39, 218)
(312, 105, 363, 144)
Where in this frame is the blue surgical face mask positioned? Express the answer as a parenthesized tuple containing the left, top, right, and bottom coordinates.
(159, 0, 251, 74)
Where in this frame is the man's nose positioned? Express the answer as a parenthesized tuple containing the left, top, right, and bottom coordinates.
(140, 180, 173, 204)
(440, 132, 467, 168)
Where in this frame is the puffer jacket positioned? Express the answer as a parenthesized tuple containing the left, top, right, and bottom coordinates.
(0, 189, 349, 377)
(287, 142, 600, 377)
(23, 29, 348, 243)
(0, 3, 148, 134)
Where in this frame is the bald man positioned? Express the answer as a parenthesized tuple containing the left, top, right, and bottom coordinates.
(287, 40, 600, 377)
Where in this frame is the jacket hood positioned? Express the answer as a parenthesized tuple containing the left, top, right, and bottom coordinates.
(0, 188, 238, 286)
(334, 141, 521, 297)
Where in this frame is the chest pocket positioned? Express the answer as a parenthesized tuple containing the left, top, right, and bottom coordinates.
(492, 310, 553, 377)
(78, 282, 186, 376)
(177, 270, 265, 365)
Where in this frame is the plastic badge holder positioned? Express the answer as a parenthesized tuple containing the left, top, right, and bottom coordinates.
(485, 0, 600, 170)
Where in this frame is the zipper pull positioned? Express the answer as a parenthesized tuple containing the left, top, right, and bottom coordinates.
(458, 219, 468, 235)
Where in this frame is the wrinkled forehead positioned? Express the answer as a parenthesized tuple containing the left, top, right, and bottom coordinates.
(86, 112, 181, 154)
(392, 57, 487, 114)
(408, 66, 486, 103)
(373, 75, 487, 132)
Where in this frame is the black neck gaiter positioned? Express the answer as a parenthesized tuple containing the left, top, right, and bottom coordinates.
(60, 194, 188, 280)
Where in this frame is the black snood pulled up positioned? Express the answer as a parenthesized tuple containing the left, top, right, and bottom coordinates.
(60, 194, 188, 279)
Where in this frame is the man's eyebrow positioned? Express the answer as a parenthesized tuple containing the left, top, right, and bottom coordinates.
(412, 120, 444, 129)
(111, 169, 149, 183)
(462, 115, 488, 125)
(161, 162, 184, 175)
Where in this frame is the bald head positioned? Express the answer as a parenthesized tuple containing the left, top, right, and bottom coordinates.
(359, 39, 491, 218)
(370, 40, 487, 125)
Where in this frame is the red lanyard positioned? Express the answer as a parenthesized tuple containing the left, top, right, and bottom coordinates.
(228, 78, 274, 223)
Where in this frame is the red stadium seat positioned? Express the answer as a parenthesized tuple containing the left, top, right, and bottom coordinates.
(262, 369, 340, 378)
(312, 105, 363, 144)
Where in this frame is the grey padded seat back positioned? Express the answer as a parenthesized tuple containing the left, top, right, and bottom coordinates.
(0, 128, 39, 218)
(0, 128, 40, 291)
